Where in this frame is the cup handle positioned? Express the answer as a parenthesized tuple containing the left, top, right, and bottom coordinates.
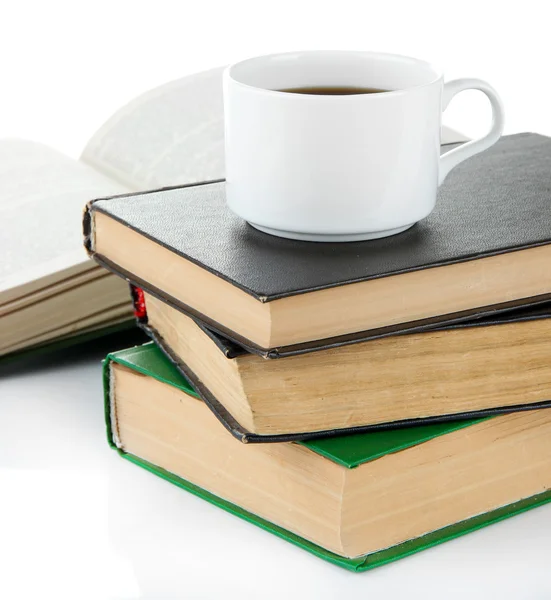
(439, 78, 505, 185)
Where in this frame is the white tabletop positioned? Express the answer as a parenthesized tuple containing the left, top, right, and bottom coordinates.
(1, 337, 550, 600)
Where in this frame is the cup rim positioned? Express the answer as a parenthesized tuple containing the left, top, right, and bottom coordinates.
(225, 50, 443, 98)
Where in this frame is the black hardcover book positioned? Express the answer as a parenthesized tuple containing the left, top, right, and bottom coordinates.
(84, 133, 551, 357)
(130, 285, 551, 443)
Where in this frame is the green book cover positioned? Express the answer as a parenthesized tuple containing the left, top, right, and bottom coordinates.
(104, 343, 551, 571)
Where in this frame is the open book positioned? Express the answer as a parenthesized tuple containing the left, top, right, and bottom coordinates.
(0, 66, 467, 358)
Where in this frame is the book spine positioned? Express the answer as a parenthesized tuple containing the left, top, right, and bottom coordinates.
(82, 202, 94, 253)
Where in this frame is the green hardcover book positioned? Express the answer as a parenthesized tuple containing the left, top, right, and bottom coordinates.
(104, 343, 551, 572)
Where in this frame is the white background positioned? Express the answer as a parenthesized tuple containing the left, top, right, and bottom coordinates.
(2, 1, 551, 599)
(1, 0, 551, 159)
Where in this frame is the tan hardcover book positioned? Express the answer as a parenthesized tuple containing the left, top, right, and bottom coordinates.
(135, 288, 551, 442)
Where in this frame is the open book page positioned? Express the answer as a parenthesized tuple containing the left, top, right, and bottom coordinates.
(81, 67, 225, 190)
(0, 139, 131, 300)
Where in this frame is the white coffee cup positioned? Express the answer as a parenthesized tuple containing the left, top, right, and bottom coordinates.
(223, 51, 504, 242)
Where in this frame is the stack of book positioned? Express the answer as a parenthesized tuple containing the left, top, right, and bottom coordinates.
(85, 133, 551, 571)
